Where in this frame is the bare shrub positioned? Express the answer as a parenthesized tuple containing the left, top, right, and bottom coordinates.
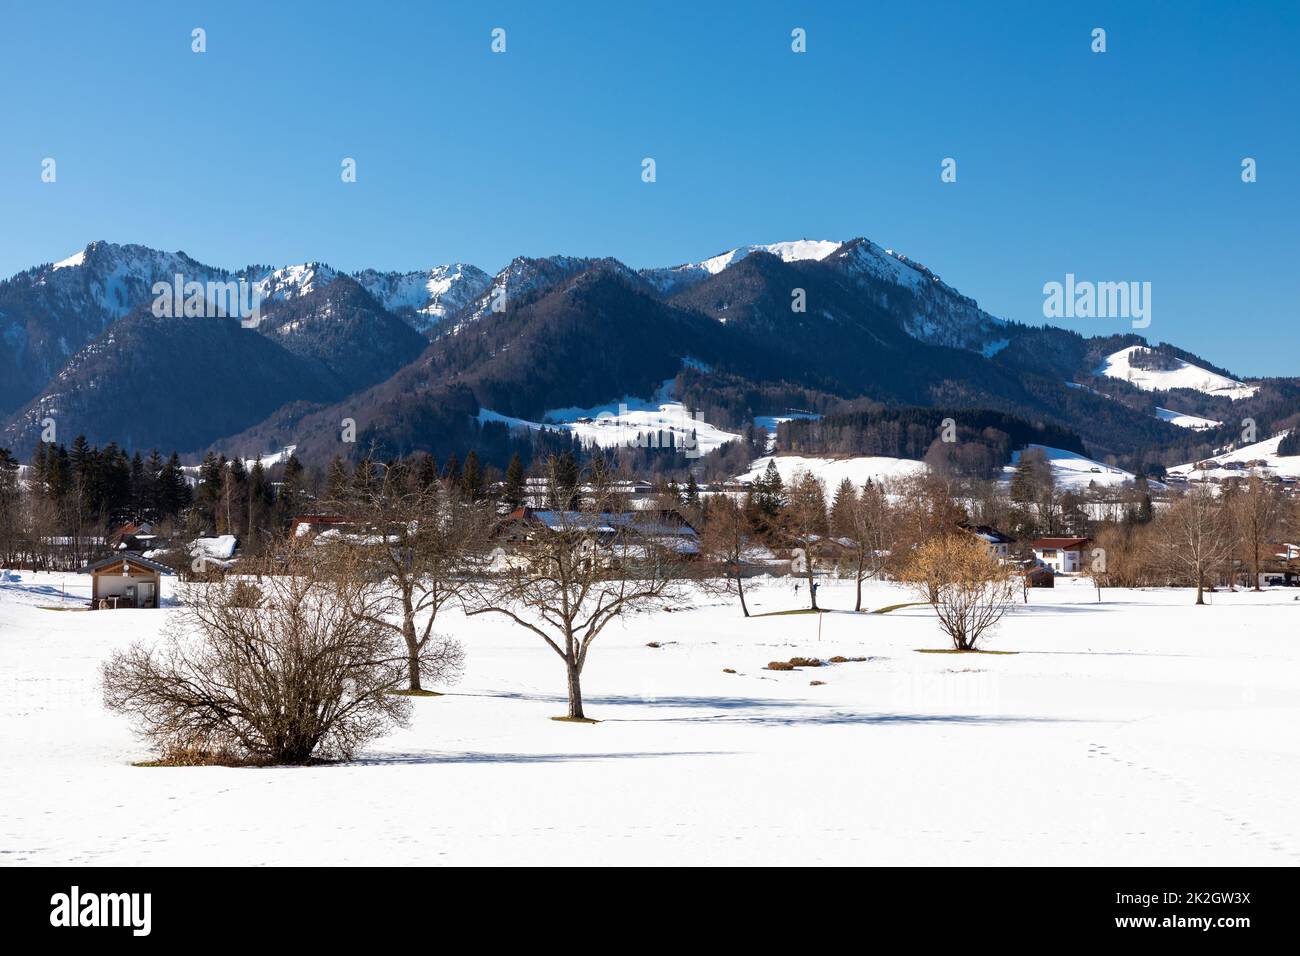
(904, 533, 1018, 651)
(102, 545, 433, 764)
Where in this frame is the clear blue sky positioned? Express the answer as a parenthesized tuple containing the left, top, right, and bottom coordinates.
(2, 1, 1297, 374)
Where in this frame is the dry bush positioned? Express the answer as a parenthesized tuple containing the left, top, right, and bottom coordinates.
(904, 533, 1018, 651)
(765, 661, 796, 671)
(102, 545, 446, 764)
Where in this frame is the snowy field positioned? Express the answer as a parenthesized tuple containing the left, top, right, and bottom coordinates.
(2, 572, 1298, 866)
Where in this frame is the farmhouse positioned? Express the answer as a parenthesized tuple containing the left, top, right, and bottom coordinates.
(959, 523, 1014, 560)
(494, 507, 699, 558)
(1030, 537, 1091, 574)
(82, 552, 174, 609)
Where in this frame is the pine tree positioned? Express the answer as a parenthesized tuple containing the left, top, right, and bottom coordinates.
(326, 456, 350, 502)
(460, 450, 485, 500)
(416, 453, 438, 492)
(830, 477, 857, 537)
(503, 452, 526, 509)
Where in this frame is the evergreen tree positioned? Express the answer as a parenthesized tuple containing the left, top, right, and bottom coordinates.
(326, 455, 350, 502)
(502, 452, 526, 509)
(460, 450, 485, 500)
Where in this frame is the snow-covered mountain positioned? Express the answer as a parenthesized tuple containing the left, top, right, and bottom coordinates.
(1097, 345, 1258, 401)
(352, 263, 492, 334)
(457, 255, 647, 328)
(0, 241, 233, 414)
(823, 238, 1007, 352)
(640, 239, 842, 294)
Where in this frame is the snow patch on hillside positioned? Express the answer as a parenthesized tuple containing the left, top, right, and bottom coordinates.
(1005, 444, 1158, 491)
(1097, 346, 1258, 400)
(480, 383, 739, 457)
(1155, 407, 1221, 430)
(734, 454, 927, 488)
(1167, 433, 1300, 481)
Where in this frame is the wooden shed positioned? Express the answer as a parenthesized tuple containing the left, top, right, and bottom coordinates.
(82, 552, 174, 609)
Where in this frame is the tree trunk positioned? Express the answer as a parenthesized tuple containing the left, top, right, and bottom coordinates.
(805, 559, 818, 611)
(566, 658, 585, 719)
(1195, 574, 1205, 605)
(854, 555, 864, 611)
(403, 612, 421, 691)
(736, 572, 749, 617)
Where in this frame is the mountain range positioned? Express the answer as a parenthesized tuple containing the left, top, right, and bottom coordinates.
(2, 238, 1296, 473)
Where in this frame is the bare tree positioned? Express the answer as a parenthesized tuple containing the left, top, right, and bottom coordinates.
(904, 533, 1018, 650)
(464, 461, 692, 720)
(1235, 474, 1282, 590)
(1148, 483, 1232, 605)
(700, 493, 759, 616)
(782, 470, 828, 610)
(324, 467, 482, 693)
(834, 479, 893, 612)
(101, 544, 427, 764)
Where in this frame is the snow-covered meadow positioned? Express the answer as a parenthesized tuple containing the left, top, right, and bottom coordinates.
(2, 572, 1298, 866)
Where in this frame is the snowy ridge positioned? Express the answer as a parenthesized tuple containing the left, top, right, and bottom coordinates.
(640, 239, 842, 294)
(352, 263, 492, 333)
(458, 256, 643, 329)
(21, 241, 223, 320)
(824, 238, 1007, 352)
(1097, 346, 1258, 401)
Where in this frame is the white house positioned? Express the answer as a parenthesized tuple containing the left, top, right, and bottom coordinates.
(1030, 537, 1091, 574)
(960, 524, 1013, 561)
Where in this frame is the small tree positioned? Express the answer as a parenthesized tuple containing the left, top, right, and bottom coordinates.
(324, 467, 479, 693)
(1236, 474, 1282, 590)
(101, 545, 422, 764)
(782, 470, 828, 610)
(701, 494, 760, 617)
(904, 533, 1018, 651)
(835, 479, 892, 612)
(1148, 484, 1232, 605)
(465, 463, 691, 720)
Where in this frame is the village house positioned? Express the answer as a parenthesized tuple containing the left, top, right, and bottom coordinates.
(82, 552, 174, 609)
(959, 523, 1014, 561)
(289, 514, 353, 539)
(109, 521, 161, 553)
(492, 507, 699, 565)
(1030, 536, 1092, 574)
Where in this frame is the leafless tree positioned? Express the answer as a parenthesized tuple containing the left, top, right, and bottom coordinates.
(1234, 474, 1283, 590)
(322, 467, 482, 692)
(781, 470, 828, 610)
(464, 461, 692, 720)
(834, 479, 893, 612)
(101, 543, 423, 764)
(904, 533, 1018, 650)
(700, 494, 760, 616)
(1148, 483, 1233, 605)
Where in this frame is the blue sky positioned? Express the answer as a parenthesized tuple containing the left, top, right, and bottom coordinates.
(1, 1, 1297, 374)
